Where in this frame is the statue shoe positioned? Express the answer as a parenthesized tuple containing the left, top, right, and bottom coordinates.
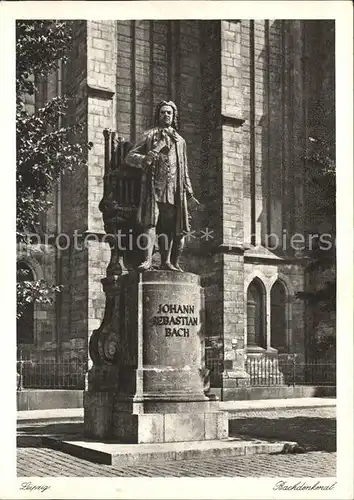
(159, 262, 178, 271)
(137, 260, 153, 272)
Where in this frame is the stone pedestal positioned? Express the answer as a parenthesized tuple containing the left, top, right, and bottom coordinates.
(221, 345, 250, 400)
(84, 271, 228, 443)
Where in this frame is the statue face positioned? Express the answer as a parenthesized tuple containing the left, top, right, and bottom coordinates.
(158, 105, 174, 128)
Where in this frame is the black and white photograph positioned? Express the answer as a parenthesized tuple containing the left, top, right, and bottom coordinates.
(0, 1, 353, 499)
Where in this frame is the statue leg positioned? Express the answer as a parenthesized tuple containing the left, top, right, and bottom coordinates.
(170, 234, 185, 272)
(159, 233, 175, 270)
(158, 204, 177, 271)
(137, 226, 155, 271)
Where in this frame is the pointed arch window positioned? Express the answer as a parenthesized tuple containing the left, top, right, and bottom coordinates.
(247, 279, 265, 348)
(17, 262, 35, 345)
(271, 280, 287, 352)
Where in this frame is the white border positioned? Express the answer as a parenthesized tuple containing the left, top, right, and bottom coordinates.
(1, 1, 353, 499)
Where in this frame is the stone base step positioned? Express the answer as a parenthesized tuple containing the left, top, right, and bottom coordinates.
(42, 435, 298, 466)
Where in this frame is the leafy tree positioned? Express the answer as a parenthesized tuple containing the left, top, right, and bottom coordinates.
(16, 20, 87, 318)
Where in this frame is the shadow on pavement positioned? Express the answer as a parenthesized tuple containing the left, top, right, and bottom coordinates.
(229, 416, 336, 452)
(17, 435, 44, 448)
(18, 423, 83, 435)
(18, 416, 336, 452)
(17, 423, 84, 448)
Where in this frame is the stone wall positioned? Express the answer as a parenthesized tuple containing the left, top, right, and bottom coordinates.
(303, 21, 336, 357)
(85, 21, 117, 354)
(240, 20, 309, 249)
(59, 22, 89, 360)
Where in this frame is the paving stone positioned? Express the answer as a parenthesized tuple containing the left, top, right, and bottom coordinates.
(17, 447, 336, 477)
(17, 406, 336, 477)
(229, 407, 336, 452)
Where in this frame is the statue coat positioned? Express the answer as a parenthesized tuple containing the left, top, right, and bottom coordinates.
(125, 127, 194, 235)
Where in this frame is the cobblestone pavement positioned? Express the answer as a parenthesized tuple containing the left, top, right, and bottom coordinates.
(229, 407, 336, 452)
(17, 448, 336, 477)
(17, 406, 336, 477)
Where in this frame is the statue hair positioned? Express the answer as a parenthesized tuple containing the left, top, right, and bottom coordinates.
(154, 100, 179, 131)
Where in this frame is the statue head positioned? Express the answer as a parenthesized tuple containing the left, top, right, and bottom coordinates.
(154, 100, 179, 131)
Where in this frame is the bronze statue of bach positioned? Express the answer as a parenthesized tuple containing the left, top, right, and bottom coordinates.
(125, 100, 200, 271)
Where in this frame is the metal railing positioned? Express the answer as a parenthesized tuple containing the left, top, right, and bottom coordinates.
(246, 357, 285, 386)
(246, 357, 336, 387)
(17, 353, 335, 390)
(205, 348, 224, 387)
(17, 358, 87, 390)
(205, 348, 336, 388)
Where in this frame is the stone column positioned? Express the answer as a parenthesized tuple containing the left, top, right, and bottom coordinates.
(84, 271, 228, 443)
(86, 20, 118, 355)
(219, 21, 249, 397)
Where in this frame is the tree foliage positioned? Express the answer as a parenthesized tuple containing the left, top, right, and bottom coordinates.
(16, 21, 87, 318)
(17, 272, 63, 316)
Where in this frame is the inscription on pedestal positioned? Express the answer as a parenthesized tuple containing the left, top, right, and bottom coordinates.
(151, 303, 198, 337)
(142, 275, 202, 368)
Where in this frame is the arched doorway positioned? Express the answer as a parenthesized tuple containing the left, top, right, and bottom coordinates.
(246, 279, 266, 348)
(17, 262, 35, 345)
(271, 280, 287, 352)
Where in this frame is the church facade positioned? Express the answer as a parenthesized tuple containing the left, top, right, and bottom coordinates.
(17, 20, 335, 397)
